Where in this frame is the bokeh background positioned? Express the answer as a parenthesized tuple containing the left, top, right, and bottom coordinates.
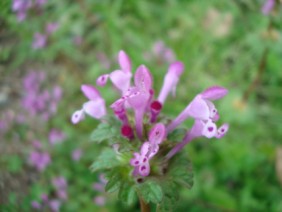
(1, 0, 282, 211)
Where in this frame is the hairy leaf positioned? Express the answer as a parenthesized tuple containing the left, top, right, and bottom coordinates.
(138, 180, 163, 204)
(90, 148, 120, 172)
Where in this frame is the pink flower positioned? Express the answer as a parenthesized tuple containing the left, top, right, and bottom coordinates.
(166, 86, 228, 133)
(262, 0, 275, 15)
(71, 149, 82, 161)
(32, 33, 47, 49)
(130, 123, 166, 176)
(158, 61, 184, 104)
(71, 85, 106, 124)
(29, 151, 51, 172)
(49, 129, 66, 145)
(45, 22, 59, 35)
(96, 50, 132, 95)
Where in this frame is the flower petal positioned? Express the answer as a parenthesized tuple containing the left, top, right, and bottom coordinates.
(96, 74, 109, 87)
(71, 109, 85, 124)
(118, 50, 131, 73)
(81, 84, 101, 100)
(201, 86, 228, 101)
(134, 65, 152, 92)
(138, 162, 150, 176)
(202, 120, 217, 138)
(149, 123, 166, 144)
(82, 100, 106, 119)
(186, 96, 210, 120)
(110, 70, 131, 93)
(215, 123, 229, 139)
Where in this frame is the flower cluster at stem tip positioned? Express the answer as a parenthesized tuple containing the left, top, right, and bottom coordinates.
(71, 50, 229, 177)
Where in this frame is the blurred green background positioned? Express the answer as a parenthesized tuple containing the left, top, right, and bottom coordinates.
(1, 0, 282, 211)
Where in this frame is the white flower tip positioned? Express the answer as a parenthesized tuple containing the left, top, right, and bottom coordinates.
(71, 110, 84, 124)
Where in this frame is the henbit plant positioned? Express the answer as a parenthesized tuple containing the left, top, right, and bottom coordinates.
(71, 50, 229, 211)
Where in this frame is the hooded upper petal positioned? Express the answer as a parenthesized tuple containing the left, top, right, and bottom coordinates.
(158, 61, 184, 103)
(110, 70, 131, 93)
(118, 50, 131, 73)
(81, 84, 101, 100)
(200, 86, 228, 101)
(134, 65, 152, 92)
(186, 96, 210, 120)
(82, 99, 106, 119)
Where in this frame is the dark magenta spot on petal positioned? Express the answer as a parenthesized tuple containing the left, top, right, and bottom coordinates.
(151, 101, 162, 111)
(143, 158, 147, 162)
(221, 129, 225, 132)
(135, 161, 139, 165)
(141, 166, 146, 171)
(208, 127, 214, 132)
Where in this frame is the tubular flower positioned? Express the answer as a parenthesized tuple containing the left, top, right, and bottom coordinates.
(72, 50, 230, 178)
(96, 50, 132, 95)
(71, 85, 106, 124)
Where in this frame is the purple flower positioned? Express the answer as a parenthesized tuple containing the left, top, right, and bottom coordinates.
(29, 151, 51, 172)
(45, 22, 59, 35)
(71, 85, 106, 124)
(12, 0, 32, 22)
(145, 41, 176, 64)
(32, 33, 47, 49)
(94, 195, 106, 206)
(71, 149, 82, 161)
(157, 61, 184, 104)
(166, 86, 228, 133)
(96, 50, 132, 95)
(73, 50, 230, 179)
(130, 123, 166, 176)
(52, 176, 67, 189)
(48, 199, 61, 212)
(49, 129, 66, 145)
(262, 0, 275, 15)
(31, 201, 41, 209)
(35, 0, 48, 7)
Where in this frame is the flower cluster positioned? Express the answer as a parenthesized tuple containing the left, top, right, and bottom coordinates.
(144, 41, 176, 64)
(72, 50, 229, 177)
(12, 0, 48, 22)
(21, 70, 62, 121)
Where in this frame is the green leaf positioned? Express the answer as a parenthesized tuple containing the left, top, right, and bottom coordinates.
(168, 155, 193, 189)
(139, 180, 163, 204)
(105, 172, 122, 193)
(90, 148, 120, 172)
(90, 122, 119, 143)
(118, 182, 136, 205)
(157, 181, 179, 212)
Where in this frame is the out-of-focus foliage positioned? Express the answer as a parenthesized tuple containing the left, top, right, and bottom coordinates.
(1, 0, 282, 211)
